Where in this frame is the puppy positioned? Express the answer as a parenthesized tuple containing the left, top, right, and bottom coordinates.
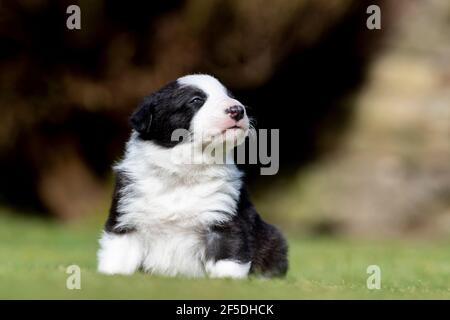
(97, 74, 287, 278)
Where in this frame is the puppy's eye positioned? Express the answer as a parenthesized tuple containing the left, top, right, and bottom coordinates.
(189, 97, 204, 104)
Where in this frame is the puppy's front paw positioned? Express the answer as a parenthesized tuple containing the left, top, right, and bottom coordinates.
(97, 232, 143, 275)
(205, 260, 251, 279)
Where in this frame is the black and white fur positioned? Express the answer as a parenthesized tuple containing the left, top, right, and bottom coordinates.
(97, 74, 287, 278)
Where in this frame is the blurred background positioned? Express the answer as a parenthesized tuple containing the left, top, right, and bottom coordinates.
(0, 0, 449, 239)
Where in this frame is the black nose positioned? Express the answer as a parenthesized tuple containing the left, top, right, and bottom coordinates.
(225, 105, 245, 121)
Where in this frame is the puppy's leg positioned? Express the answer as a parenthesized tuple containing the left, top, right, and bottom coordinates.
(204, 225, 252, 279)
(97, 231, 143, 275)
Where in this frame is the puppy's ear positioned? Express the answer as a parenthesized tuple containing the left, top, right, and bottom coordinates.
(130, 96, 154, 135)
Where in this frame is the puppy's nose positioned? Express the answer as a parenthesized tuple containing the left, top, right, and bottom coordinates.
(225, 105, 245, 121)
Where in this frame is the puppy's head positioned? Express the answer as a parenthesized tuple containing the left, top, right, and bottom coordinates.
(130, 74, 250, 148)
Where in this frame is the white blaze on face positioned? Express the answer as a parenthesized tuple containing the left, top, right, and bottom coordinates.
(177, 74, 249, 145)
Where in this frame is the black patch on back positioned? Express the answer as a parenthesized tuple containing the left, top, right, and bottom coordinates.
(104, 171, 135, 234)
(130, 81, 207, 147)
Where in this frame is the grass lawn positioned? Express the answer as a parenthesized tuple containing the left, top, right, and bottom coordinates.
(0, 213, 449, 299)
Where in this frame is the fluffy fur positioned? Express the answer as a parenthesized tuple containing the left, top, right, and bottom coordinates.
(97, 74, 287, 278)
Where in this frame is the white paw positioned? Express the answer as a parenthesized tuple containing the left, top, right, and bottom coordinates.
(97, 232, 143, 275)
(205, 259, 251, 279)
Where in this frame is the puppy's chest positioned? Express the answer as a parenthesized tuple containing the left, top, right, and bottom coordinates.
(121, 172, 241, 230)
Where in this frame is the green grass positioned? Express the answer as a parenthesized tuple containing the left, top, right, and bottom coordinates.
(0, 213, 449, 299)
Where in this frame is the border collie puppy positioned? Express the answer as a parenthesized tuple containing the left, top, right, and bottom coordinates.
(97, 74, 287, 278)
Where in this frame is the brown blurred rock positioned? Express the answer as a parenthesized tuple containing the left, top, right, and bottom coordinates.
(257, 0, 450, 238)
